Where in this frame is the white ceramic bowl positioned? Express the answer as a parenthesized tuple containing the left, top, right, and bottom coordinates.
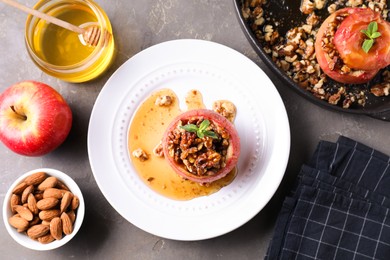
(3, 168, 85, 250)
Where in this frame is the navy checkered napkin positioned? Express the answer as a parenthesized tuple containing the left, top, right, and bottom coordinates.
(265, 136, 390, 260)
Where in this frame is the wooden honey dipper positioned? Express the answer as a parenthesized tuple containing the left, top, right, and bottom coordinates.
(1, 0, 108, 46)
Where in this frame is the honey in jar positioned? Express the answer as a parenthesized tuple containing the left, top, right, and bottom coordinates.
(25, 0, 115, 82)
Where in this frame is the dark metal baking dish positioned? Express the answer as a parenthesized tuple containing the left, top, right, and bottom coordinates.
(233, 0, 390, 121)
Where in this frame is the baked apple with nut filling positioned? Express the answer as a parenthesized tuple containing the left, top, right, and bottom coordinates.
(315, 7, 390, 84)
(162, 109, 240, 184)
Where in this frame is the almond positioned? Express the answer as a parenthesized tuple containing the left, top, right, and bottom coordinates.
(35, 192, 44, 201)
(37, 176, 58, 191)
(43, 188, 64, 199)
(41, 220, 51, 226)
(60, 192, 73, 213)
(37, 198, 59, 210)
(14, 205, 33, 221)
(21, 185, 34, 204)
(39, 209, 60, 221)
(12, 182, 28, 195)
(38, 233, 55, 244)
(27, 193, 39, 215)
(27, 224, 50, 239)
(9, 215, 29, 231)
(10, 194, 20, 213)
(71, 195, 79, 210)
(8, 172, 78, 244)
(67, 210, 76, 224)
(24, 172, 47, 186)
(56, 180, 70, 191)
(61, 212, 73, 235)
(30, 216, 41, 227)
(50, 217, 62, 240)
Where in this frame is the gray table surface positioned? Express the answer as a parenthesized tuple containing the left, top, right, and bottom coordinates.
(1, 1, 389, 259)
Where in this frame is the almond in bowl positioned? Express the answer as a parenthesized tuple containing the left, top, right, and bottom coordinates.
(2, 168, 85, 250)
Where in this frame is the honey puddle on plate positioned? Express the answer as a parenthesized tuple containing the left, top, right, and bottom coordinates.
(128, 89, 236, 200)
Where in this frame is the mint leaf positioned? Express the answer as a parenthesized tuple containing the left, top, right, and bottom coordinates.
(370, 21, 378, 33)
(362, 39, 373, 53)
(203, 130, 219, 139)
(179, 119, 218, 139)
(371, 31, 381, 39)
(198, 119, 210, 132)
(361, 21, 381, 53)
(180, 124, 198, 133)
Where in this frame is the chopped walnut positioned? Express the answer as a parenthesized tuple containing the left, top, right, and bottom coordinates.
(302, 24, 313, 34)
(280, 60, 291, 71)
(314, 0, 326, 10)
(285, 55, 298, 63)
(153, 141, 164, 157)
(242, 7, 251, 19)
(249, 0, 265, 7)
(371, 83, 390, 97)
(132, 148, 149, 161)
(166, 117, 230, 177)
(346, 0, 363, 7)
(253, 6, 265, 25)
(328, 87, 345, 105)
(212, 100, 237, 122)
(155, 95, 173, 106)
(306, 13, 320, 26)
(263, 25, 279, 44)
(301, 0, 315, 14)
(327, 3, 337, 13)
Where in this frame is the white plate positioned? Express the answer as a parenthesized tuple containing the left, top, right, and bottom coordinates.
(87, 39, 290, 241)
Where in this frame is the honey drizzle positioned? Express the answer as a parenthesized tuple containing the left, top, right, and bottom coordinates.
(128, 89, 236, 200)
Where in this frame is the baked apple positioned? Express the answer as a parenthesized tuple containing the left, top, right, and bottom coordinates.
(315, 8, 390, 84)
(162, 109, 240, 184)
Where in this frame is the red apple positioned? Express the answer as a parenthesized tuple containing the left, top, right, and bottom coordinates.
(0, 81, 72, 156)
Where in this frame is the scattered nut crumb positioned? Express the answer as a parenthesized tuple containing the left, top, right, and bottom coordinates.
(153, 141, 164, 157)
(132, 148, 149, 161)
(300, 0, 315, 14)
(371, 83, 390, 97)
(155, 95, 173, 106)
(212, 100, 237, 122)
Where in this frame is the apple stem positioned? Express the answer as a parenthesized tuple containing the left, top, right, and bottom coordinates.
(10, 106, 27, 121)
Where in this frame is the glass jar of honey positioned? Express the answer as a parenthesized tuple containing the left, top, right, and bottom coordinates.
(25, 0, 115, 83)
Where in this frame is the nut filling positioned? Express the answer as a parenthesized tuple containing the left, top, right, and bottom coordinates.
(320, 13, 350, 73)
(166, 117, 230, 178)
(242, 0, 390, 108)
